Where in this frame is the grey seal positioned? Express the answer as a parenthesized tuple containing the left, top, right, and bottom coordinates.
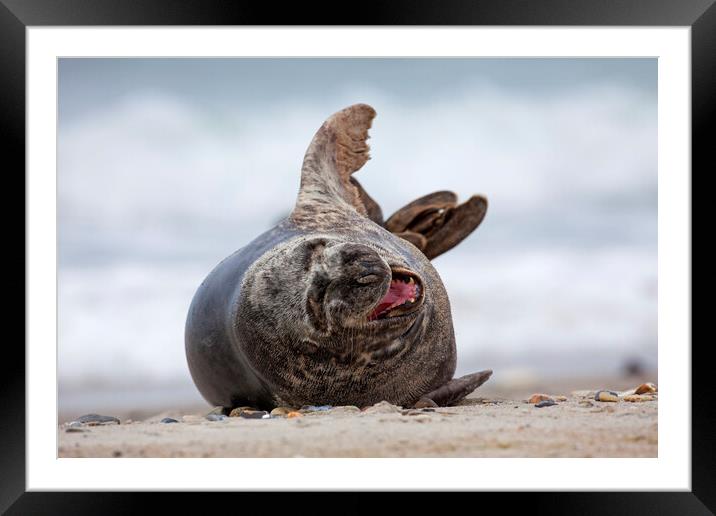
(185, 104, 491, 410)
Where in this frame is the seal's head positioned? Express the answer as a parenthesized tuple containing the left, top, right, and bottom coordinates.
(237, 233, 453, 408)
(232, 104, 472, 408)
(302, 240, 423, 329)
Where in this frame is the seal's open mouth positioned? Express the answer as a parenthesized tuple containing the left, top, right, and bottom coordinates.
(368, 269, 423, 321)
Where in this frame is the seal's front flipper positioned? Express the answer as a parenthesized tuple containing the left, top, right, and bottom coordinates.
(292, 104, 377, 226)
(417, 370, 492, 407)
(385, 193, 487, 260)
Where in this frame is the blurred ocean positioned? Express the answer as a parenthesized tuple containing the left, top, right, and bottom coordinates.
(58, 59, 657, 414)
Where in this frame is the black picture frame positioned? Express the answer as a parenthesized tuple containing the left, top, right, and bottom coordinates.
(3, 0, 710, 513)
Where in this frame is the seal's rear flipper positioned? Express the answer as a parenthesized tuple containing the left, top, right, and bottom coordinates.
(417, 369, 493, 407)
(292, 104, 377, 226)
(385, 191, 458, 232)
(386, 192, 488, 260)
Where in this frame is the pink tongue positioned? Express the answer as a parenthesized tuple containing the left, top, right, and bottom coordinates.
(368, 280, 417, 320)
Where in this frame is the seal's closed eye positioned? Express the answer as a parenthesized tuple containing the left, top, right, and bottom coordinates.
(299, 238, 328, 271)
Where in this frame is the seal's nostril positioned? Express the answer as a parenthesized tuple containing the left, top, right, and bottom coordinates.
(356, 274, 382, 285)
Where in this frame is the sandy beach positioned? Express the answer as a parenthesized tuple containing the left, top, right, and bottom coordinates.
(58, 377, 657, 458)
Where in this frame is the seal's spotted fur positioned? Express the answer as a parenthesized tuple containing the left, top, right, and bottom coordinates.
(185, 104, 491, 410)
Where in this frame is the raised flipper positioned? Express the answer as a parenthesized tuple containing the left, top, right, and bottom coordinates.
(385, 191, 458, 233)
(291, 104, 377, 227)
(290, 103, 487, 256)
(416, 370, 493, 407)
(386, 192, 488, 260)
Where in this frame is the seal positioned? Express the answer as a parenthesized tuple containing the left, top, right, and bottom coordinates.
(185, 103, 492, 411)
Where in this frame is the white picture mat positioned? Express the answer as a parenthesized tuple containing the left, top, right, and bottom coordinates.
(27, 27, 690, 490)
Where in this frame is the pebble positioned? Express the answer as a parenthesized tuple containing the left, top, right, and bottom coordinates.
(72, 414, 120, 426)
(554, 395, 568, 402)
(595, 390, 620, 402)
(363, 401, 402, 414)
(300, 405, 333, 412)
(534, 399, 557, 408)
(624, 394, 657, 402)
(286, 411, 303, 419)
(528, 393, 553, 404)
(634, 383, 658, 395)
(160, 418, 178, 424)
(414, 398, 438, 409)
(228, 407, 261, 417)
(205, 414, 227, 422)
(270, 407, 294, 417)
(65, 427, 87, 433)
(238, 410, 269, 419)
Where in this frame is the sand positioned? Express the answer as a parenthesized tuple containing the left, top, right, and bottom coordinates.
(58, 379, 657, 458)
